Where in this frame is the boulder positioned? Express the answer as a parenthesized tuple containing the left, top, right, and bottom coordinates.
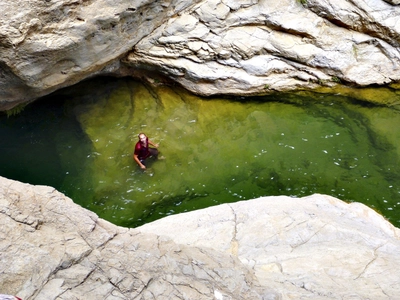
(2, 0, 400, 110)
(1, 175, 399, 299)
(0, 0, 200, 110)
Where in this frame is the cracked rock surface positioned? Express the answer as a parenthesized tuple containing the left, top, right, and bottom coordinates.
(0, 176, 267, 299)
(2, 0, 400, 110)
(1, 176, 400, 299)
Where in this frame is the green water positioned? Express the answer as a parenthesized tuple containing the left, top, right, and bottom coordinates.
(1, 77, 400, 228)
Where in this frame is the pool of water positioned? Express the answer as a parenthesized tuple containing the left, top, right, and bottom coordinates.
(1, 77, 400, 228)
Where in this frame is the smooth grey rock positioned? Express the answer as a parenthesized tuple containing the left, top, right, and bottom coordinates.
(2, 0, 400, 110)
(0, 176, 270, 299)
(0, 0, 201, 110)
(139, 194, 400, 299)
(1, 175, 399, 299)
(129, 0, 400, 96)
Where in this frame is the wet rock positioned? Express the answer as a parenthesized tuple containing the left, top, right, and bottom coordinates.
(1, 175, 399, 299)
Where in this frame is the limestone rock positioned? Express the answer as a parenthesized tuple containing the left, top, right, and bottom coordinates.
(0, 0, 201, 110)
(140, 194, 400, 299)
(128, 0, 400, 96)
(2, 0, 400, 110)
(0, 176, 270, 299)
(1, 175, 400, 299)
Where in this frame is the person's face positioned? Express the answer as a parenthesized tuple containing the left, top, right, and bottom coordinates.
(139, 134, 147, 144)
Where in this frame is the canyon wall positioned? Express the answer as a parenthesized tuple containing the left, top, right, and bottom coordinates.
(2, 1, 400, 299)
(1, 0, 400, 110)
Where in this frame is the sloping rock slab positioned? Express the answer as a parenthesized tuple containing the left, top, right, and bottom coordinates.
(140, 194, 400, 299)
(0, 176, 267, 299)
(1, 175, 399, 299)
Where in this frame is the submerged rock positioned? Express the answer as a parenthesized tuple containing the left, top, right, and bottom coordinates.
(1, 0, 400, 110)
(1, 175, 399, 299)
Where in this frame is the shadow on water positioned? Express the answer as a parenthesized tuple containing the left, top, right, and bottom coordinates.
(1, 77, 400, 228)
(0, 98, 91, 189)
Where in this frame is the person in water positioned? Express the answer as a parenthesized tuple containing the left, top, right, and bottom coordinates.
(133, 132, 159, 170)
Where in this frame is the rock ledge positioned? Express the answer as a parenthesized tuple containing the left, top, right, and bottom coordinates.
(1, 176, 399, 299)
(2, 0, 400, 110)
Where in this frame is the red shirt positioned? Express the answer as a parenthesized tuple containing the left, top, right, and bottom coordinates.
(134, 137, 150, 160)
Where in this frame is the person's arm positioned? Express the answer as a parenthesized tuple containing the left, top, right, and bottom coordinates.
(133, 154, 146, 169)
(148, 140, 159, 148)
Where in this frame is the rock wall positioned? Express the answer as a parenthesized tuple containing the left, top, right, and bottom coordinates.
(128, 0, 400, 96)
(1, 0, 400, 110)
(1, 175, 399, 299)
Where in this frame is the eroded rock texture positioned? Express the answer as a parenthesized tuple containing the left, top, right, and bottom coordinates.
(1, 176, 400, 299)
(1, 0, 400, 110)
(0, 176, 268, 299)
